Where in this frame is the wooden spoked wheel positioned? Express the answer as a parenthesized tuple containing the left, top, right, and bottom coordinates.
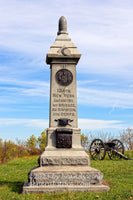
(89, 139, 106, 160)
(108, 139, 124, 160)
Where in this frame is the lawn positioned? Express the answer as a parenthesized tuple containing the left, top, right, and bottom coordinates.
(0, 154, 132, 200)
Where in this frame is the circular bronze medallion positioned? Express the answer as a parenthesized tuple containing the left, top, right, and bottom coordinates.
(55, 69, 73, 86)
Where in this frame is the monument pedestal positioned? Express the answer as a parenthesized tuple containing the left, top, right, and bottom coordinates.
(23, 136, 109, 193)
(23, 166, 109, 193)
(39, 149, 90, 166)
(23, 16, 110, 193)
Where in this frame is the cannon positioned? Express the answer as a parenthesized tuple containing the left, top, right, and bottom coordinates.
(89, 139, 132, 160)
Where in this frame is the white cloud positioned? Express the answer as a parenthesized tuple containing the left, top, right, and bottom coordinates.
(1, 76, 133, 109)
(0, 77, 49, 87)
(0, 0, 133, 54)
(0, 118, 125, 130)
(78, 118, 124, 130)
(0, 78, 50, 98)
(0, 118, 49, 128)
(1, 0, 133, 140)
(78, 87, 133, 109)
(0, 0, 133, 80)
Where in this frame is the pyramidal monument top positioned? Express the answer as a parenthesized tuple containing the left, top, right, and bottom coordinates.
(46, 16, 81, 64)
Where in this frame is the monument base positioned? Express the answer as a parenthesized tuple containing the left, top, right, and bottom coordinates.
(23, 183, 109, 193)
(23, 166, 110, 193)
(39, 149, 90, 166)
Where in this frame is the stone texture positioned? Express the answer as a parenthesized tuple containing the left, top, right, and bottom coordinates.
(46, 34, 81, 64)
(41, 157, 88, 166)
(23, 183, 110, 193)
(39, 150, 90, 166)
(23, 16, 110, 193)
(23, 166, 110, 193)
(49, 63, 78, 128)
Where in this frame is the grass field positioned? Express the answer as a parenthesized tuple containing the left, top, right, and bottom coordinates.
(0, 153, 133, 200)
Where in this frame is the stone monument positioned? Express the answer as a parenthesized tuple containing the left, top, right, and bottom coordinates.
(23, 16, 110, 193)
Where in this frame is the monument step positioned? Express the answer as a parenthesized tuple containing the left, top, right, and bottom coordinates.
(23, 166, 109, 193)
(23, 183, 110, 193)
(39, 150, 90, 166)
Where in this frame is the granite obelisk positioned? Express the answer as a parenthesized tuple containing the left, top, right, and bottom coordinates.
(23, 16, 110, 193)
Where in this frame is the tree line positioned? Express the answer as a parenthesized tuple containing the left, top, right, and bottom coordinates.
(0, 131, 47, 164)
(0, 128, 132, 164)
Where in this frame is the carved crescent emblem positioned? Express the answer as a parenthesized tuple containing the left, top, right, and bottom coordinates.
(61, 47, 71, 56)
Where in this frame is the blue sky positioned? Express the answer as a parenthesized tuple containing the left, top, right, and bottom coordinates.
(0, 0, 133, 141)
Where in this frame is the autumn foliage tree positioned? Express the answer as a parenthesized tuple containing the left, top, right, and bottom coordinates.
(38, 130, 47, 151)
(120, 128, 133, 150)
(0, 130, 47, 163)
(81, 133, 89, 151)
(0, 139, 28, 164)
(26, 134, 41, 155)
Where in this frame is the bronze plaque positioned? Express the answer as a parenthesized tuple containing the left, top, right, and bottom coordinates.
(56, 129, 72, 148)
(55, 69, 73, 86)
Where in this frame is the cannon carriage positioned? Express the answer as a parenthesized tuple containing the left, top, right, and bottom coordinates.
(89, 139, 132, 160)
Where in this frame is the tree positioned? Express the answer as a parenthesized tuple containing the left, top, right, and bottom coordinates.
(81, 133, 89, 151)
(120, 128, 133, 150)
(16, 138, 28, 157)
(26, 135, 38, 154)
(38, 130, 47, 151)
(0, 138, 2, 147)
(0, 139, 3, 163)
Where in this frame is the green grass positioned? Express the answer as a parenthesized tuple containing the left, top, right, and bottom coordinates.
(0, 155, 133, 200)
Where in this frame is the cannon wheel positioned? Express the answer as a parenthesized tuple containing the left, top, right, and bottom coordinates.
(89, 139, 106, 160)
(108, 139, 125, 160)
